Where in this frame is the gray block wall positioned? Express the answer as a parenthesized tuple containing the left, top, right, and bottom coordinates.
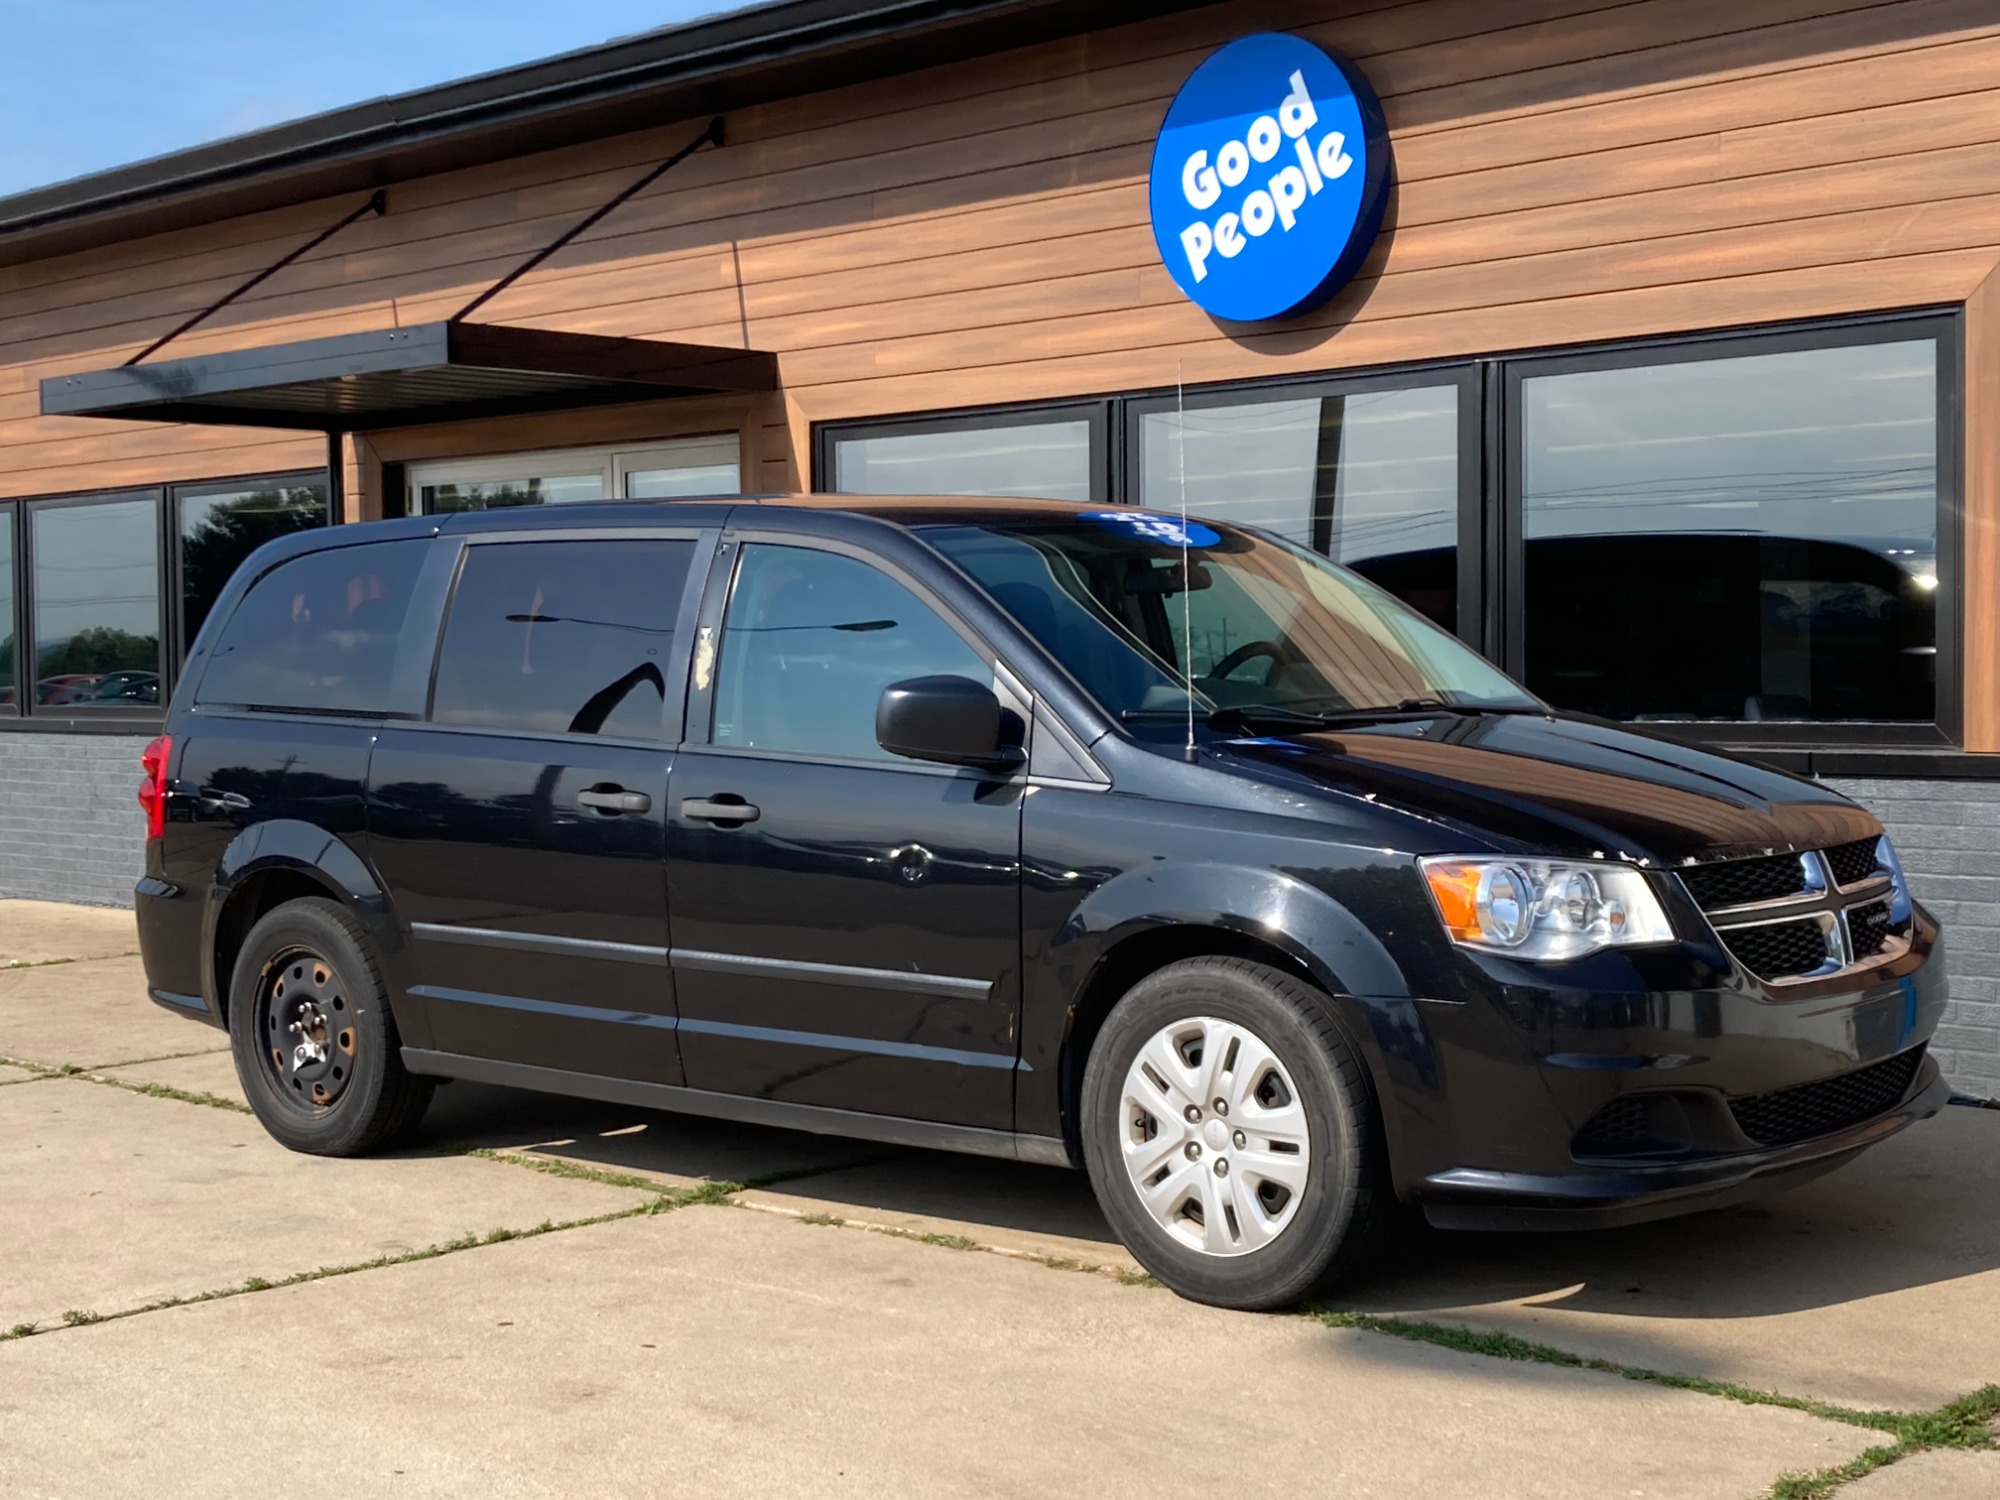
(1827, 777, 2000, 1100)
(0, 733, 151, 908)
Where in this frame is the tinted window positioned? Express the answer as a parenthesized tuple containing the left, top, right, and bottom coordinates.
(32, 496, 161, 709)
(924, 519, 1524, 736)
(432, 540, 694, 739)
(180, 481, 329, 646)
(832, 419, 1094, 501)
(198, 539, 428, 713)
(713, 545, 990, 761)
(1138, 385, 1460, 632)
(1520, 338, 1937, 722)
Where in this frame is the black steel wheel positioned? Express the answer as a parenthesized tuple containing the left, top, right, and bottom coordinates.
(228, 896, 433, 1156)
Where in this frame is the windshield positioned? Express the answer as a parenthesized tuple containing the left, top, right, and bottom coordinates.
(921, 512, 1536, 731)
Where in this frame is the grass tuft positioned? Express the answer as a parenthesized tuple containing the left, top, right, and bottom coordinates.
(3, 1322, 38, 1340)
(59, 1310, 100, 1327)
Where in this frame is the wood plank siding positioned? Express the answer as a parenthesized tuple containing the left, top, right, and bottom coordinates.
(4, 0, 2000, 732)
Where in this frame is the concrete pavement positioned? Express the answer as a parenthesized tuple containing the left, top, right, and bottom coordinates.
(1, 896, 1994, 1497)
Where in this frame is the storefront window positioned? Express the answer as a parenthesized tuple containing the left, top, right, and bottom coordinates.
(1518, 337, 1939, 723)
(421, 473, 604, 512)
(1136, 384, 1460, 632)
(179, 481, 329, 646)
(411, 437, 743, 512)
(31, 495, 161, 710)
(830, 415, 1096, 501)
(0, 508, 15, 711)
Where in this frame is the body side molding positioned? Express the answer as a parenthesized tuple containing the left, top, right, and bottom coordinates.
(400, 1049, 1072, 1166)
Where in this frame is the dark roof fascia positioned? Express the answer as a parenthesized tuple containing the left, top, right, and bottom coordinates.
(0, 0, 1211, 267)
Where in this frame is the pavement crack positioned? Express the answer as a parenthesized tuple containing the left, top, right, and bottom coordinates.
(0, 1184, 733, 1348)
(82, 1045, 232, 1070)
(737, 1195, 1155, 1285)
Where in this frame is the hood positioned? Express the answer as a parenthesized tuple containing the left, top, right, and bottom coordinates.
(1212, 712, 1878, 866)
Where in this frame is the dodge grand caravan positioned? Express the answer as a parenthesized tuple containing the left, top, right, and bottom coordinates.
(134, 496, 1947, 1310)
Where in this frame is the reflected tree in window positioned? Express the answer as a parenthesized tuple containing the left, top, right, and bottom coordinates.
(181, 484, 329, 645)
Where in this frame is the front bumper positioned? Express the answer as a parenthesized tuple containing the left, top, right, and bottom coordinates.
(1417, 1056, 1948, 1230)
(1365, 905, 1949, 1230)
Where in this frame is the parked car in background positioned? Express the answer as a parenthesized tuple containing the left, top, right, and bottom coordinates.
(131, 496, 1947, 1310)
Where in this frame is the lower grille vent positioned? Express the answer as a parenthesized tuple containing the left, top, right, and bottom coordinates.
(1729, 1048, 1925, 1147)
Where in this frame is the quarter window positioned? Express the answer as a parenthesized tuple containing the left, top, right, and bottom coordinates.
(197, 539, 428, 714)
(713, 545, 990, 762)
(179, 481, 330, 647)
(431, 540, 695, 740)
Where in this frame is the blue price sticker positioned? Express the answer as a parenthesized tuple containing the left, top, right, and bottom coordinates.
(1148, 33, 1389, 324)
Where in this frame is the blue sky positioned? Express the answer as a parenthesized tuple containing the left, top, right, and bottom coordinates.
(0, 1, 756, 197)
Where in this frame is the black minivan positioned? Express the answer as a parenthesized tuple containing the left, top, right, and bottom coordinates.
(134, 495, 1947, 1310)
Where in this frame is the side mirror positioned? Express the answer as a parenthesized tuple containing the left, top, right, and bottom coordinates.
(877, 675, 1023, 770)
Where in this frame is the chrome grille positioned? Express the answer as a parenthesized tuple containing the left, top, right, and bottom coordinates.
(1678, 853, 1810, 909)
(1849, 900, 1894, 960)
(1724, 917, 1835, 982)
(1679, 844, 1910, 987)
(1825, 837, 1886, 889)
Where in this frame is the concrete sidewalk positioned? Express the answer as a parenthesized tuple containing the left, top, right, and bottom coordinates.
(1, 896, 1994, 1497)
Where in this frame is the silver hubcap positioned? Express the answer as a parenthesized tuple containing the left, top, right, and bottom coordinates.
(1119, 1016, 1311, 1257)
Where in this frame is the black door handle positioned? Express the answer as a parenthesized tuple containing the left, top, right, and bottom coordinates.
(577, 787, 652, 814)
(681, 796, 760, 825)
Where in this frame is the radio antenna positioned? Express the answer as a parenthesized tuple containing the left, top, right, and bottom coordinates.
(1177, 361, 1197, 764)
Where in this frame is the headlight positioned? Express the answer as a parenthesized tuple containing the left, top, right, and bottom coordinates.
(1420, 856, 1675, 960)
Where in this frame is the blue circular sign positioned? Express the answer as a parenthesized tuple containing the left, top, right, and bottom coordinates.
(1148, 33, 1389, 324)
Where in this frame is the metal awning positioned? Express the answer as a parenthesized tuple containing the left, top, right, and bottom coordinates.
(40, 321, 778, 432)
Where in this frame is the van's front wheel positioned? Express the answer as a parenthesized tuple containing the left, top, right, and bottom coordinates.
(228, 897, 433, 1156)
(1080, 957, 1389, 1310)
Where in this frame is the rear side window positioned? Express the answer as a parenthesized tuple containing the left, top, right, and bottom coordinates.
(197, 539, 428, 713)
(431, 539, 695, 740)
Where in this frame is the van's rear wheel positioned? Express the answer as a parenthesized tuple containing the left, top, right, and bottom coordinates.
(1080, 957, 1389, 1310)
(228, 897, 432, 1156)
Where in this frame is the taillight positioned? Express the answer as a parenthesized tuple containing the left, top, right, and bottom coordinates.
(139, 734, 171, 841)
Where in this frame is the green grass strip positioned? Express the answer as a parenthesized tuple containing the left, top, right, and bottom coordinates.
(1305, 1308, 1900, 1433)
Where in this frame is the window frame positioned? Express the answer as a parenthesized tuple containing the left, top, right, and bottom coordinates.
(1498, 309, 1962, 750)
(19, 486, 169, 731)
(0, 499, 17, 718)
(814, 399, 1112, 505)
(0, 468, 334, 733)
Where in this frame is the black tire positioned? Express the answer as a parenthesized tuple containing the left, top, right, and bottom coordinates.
(1080, 957, 1391, 1311)
(227, 897, 433, 1156)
